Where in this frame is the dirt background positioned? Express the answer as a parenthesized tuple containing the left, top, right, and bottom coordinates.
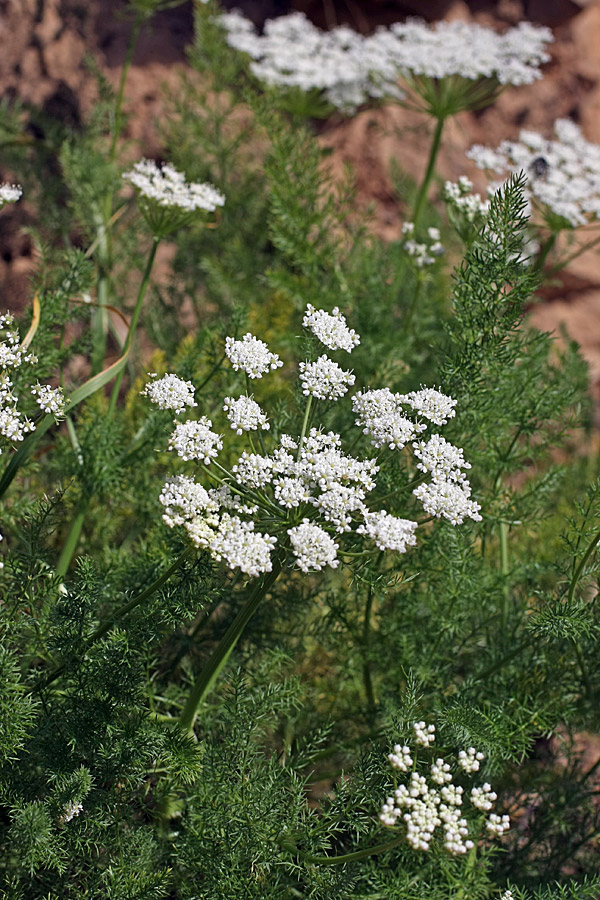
(2, 0, 600, 393)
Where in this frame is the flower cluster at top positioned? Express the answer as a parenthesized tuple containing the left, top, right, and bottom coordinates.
(123, 160, 225, 213)
(0, 183, 22, 209)
(444, 177, 491, 224)
(468, 118, 600, 228)
(0, 313, 66, 452)
(144, 306, 481, 578)
(379, 725, 510, 855)
(216, 11, 552, 113)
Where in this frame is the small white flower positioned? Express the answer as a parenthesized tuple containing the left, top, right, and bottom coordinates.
(413, 478, 482, 525)
(313, 483, 365, 532)
(299, 355, 355, 401)
(273, 476, 310, 508)
(412, 434, 471, 482)
(168, 417, 223, 464)
(0, 183, 22, 207)
(225, 333, 283, 379)
(159, 474, 219, 528)
(352, 388, 423, 450)
(288, 519, 339, 572)
(232, 451, 274, 489)
(31, 384, 66, 416)
(123, 159, 225, 212)
(402, 388, 457, 426)
(210, 513, 277, 576)
(141, 373, 197, 413)
(58, 800, 83, 825)
(357, 510, 418, 552)
(302, 304, 360, 353)
(223, 395, 270, 435)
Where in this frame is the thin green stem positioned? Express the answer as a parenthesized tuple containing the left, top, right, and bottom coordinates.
(55, 498, 89, 580)
(403, 272, 424, 332)
(412, 114, 446, 231)
(108, 236, 160, 414)
(33, 548, 193, 692)
(178, 555, 285, 733)
(280, 833, 404, 866)
(567, 524, 600, 605)
(499, 520, 510, 627)
(296, 395, 313, 462)
(533, 232, 557, 275)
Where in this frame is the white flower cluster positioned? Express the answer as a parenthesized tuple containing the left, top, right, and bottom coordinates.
(0, 183, 22, 208)
(141, 373, 197, 413)
(414, 721, 436, 747)
(58, 800, 83, 825)
(122, 159, 225, 213)
(302, 304, 360, 353)
(402, 223, 444, 268)
(458, 746, 485, 773)
(217, 10, 404, 114)
(31, 383, 66, 416)
(217, 12, 551, 112)
(149, 306, 481, 578)
(468, 118, 600, 227)
(380, 731, 510, 855)
(225, 333, 283, 379)
(444, 177, 490, 223)
(223, 395, 270, 435)
(0, 313, 65, 451)
(299, 355, 355, 401)
(168, 418, 223, 464)
(375, 19, 551, 86)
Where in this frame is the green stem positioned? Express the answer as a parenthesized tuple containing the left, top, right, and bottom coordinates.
(108, 236, 159, 414)
(567, 525, 600, 605)
(412, 114, 446, 231)
(403, 271, 424, 332)
(499, 520, 510, 627)
(178, 556, 285, 733)
(55, 498, 89, 580)
(33, 548, 193, 692)
(296, 395, 313, 462)
(533, 232, 557, 275)
(280, 833, 404, 866)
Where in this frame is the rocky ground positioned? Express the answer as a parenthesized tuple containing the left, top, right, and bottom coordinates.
(2, 0, 600, 394)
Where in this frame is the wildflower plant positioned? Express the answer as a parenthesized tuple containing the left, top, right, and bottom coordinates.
(2, 3, 600, 900)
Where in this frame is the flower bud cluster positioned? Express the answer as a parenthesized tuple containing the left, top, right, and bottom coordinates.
(380, 729, 510, 856)
(0, 313, 65, 452)
(468, 118, 600, 228)
(149, 305, 481, 577)
(57, 800, 83, 825)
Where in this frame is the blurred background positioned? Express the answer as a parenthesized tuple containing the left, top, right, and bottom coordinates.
(1, 0, 600, 402)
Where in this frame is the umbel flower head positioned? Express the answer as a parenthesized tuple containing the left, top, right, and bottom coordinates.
(468, 118, 600, 228)
(122, 159, 225, 237)
(379, 726, 510, 855)
(217, 11, 551, 116)
(145, 306, 481, 578)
